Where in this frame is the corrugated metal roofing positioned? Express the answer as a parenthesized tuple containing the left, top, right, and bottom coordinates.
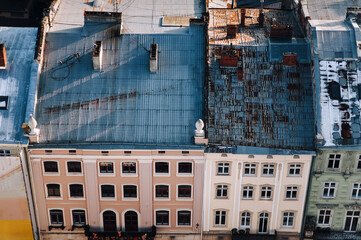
(0, 27, 38, 143)
(207, 9, 315, 150)
(237, 0, 281, 8)
(269, 38, 311, 63)
(35, 24, 205, 145)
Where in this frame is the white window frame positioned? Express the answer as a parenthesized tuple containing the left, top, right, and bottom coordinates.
(242, 186, 254, 199)
(288, 164, 302, 177)
(45, 183, 63, 200)
(122, 184, 138, 201)
(65, 160, 83, 176)
(154, 209, 171, 227)
(244, 163, 257, 176)
(153, 161, 170, 177)
(240, 212, 251, 228)
(282, 212, 295, 228)
(351, 183, 361, 200)
(68, 183, 85, 200)
(214, 210, 227, 227)
(260, 186, 272, 200)
(154, 184, 171, 200)
(48, 208, 65, 226)
(317, 208, 332, 227)
(99, 184, 117, 200)
(120, 161, 138, 177)
(70, 208, 87, 226)
(217, 162, 230, 175)
(327, 153, 341, 170)
(98, 161, 115, 177)
(322, 182, 336, 199)
(216, 184, 228, 199)
(176, 184, 193, 200)
(344, 210, 361, 232)
(176, 161, 193, 177)
(262, 164, 275, 177)
(43, 160, 60, 176)
(285, 186, 298, 200)
(176, 209, 192, 227)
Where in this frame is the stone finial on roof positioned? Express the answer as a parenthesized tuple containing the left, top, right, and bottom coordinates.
(195, 119, 204, 137)
(28, 114, 40, 143)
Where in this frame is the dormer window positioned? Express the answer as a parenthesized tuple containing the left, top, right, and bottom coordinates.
(0, 96, 8, 110)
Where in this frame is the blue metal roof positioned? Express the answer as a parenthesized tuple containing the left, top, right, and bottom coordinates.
(0, 27, 38, 144)
(237, 0, 281, 8)
(269, 38, 311, 63)
(35, 24, 205, 146)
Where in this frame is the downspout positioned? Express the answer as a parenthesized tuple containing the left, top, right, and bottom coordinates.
(20, 146, 39, 240)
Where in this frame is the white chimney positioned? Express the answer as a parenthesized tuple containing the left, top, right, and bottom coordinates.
(150, 43, 158, 72)
(92, 41, 103, 70)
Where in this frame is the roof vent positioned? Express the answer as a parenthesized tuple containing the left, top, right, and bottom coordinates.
(92, 41, 103, 70)
(150, 43, 158, 72)
(0, 44, 7, 69)
(0, 96, 9, 110)
(84, 11, 122, 23)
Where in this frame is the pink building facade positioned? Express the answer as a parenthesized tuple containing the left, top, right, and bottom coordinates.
(29, 149, 204, 240)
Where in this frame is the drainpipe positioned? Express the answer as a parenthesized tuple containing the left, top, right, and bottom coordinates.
(301, 155, 316, 240)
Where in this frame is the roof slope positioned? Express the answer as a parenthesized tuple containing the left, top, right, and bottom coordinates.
(207, 9, 315, 150)
(0, 27, 38, 143)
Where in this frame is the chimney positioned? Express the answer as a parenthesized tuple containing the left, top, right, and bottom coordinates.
(283, 52, 297, 66)
(259, 10, 264, 27)
(241, 9, 246, 26)
(150, 43, 158, 72)
(227, 25, 237, 38)
(92, 41, 103, 70)
(0, 44, 7, 69)
(270, 25, 293, 38)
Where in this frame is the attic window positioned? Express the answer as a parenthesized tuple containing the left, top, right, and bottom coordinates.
(328, 81, 341, 100)
(0, 149, 10, 156)
(0, 96, 8, 110)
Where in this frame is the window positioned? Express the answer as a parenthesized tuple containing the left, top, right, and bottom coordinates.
(344, 210, 360, 232)
(44, 161, 58, 173)
(156, 211, 169, 225)
(0, 96, 9, 110)
(357, 155, 361, 170)
(322, 182, 336, 198)
(122, 162, 136, 174)
(178, 162, 192, 174)
(352, 183, 361, 199)
(217, 163, 229, 175)
(72, 210, 86, 226)
(241, 212, 251, 228)
(155, 162, 169, 174)
(155, 185, 169, 198)
(47, 184, 61, 197)
(286, 186, 297, 199)
(69, 184, 84, 198)
(289, 164, 301, 176)
(99, 162, 114, 174)
(50, 210, 64, 225)
(101, 185, 115, 198)
(178, 211, 191, 226)
(242, 186, 253, 199)
(261, 186, 272, 199)
(178, 185, 192, 198)
(318, 209, 332, 226)
(123, 185, 137, 198)
(262, 164, 275, 176)
(282, 212, 294, 227)
(216, 185, 228, 198)
(258, 212, 268, 233)
(215, 211, 226, 226)
(244, 164, 256, 176)
(328, 154, 341, 169)
(0, 149, 10, 156)
(67, 161, 82, 173)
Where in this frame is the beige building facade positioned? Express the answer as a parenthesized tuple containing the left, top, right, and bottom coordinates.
(29, 149, 204, 240)
(203, 153, 313, 239)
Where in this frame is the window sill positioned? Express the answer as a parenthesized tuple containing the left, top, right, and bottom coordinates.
(216, 174, 230, 176)
(49, 225, 65, 231)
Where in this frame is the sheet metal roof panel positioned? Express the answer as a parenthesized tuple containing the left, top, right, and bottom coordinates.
(304, 0, 361, 21)
(0, 27, 38, 143)
(36, 25, 205, 145)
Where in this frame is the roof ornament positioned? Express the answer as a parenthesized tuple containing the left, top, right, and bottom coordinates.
(195, 119, 204, 137)
(28, 114, 40, 143)
(28, 114, 37, 133)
